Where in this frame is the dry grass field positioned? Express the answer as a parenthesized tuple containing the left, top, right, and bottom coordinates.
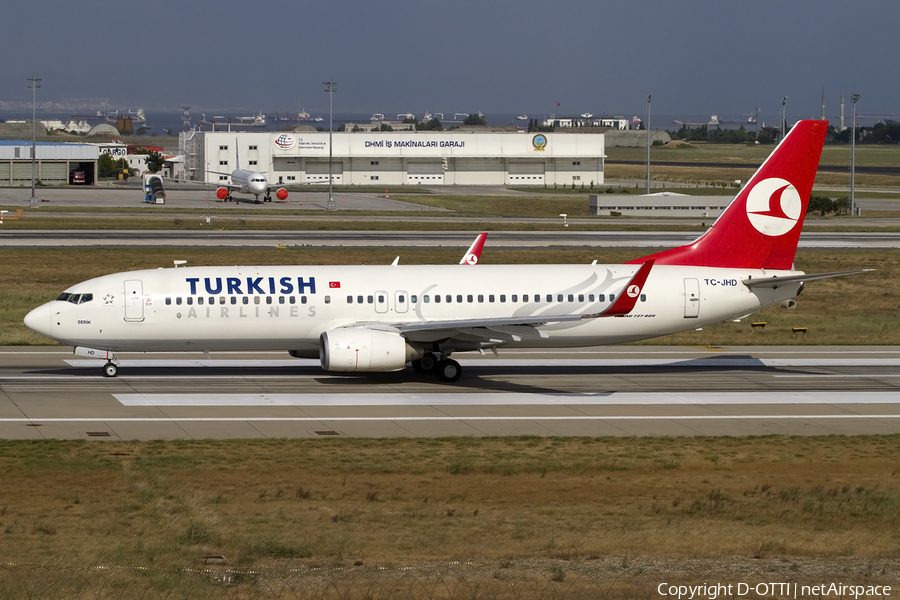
(0, 436, 897, 598)
(607, 143, 900, 190)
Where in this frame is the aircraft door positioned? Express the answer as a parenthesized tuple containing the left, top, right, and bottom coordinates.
(684, 278, 700, 318)
(124, 279, 144, 322)
(375, 290, 388, 314)
(395, 290, 408, 314)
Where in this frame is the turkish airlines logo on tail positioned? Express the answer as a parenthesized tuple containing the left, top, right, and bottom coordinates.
(463, 253, 479, 265)
(626, 284, 641, 298)
(745, 177, 802, 237)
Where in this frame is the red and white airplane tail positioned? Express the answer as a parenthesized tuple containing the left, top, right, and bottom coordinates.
(630, 120, 828, 270)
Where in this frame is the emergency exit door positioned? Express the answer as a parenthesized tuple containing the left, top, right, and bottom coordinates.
(124, 280, 144, 322)
(684, 278, 700, 318)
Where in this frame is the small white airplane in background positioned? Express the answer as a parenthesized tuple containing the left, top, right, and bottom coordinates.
(25, 121, 868, 382)
(209, 142, 288, 204)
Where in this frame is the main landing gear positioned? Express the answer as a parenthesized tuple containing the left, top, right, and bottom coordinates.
(103, 361, 119, 378)
(411, 352, 462, 383)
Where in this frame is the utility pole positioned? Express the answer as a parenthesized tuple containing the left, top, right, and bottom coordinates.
(324, 80, 337, 211)
(28, 75, 41, 207)
(646, 94, 651, 194)
(780, 96, 788, 141)
(850, 93, 860, 217)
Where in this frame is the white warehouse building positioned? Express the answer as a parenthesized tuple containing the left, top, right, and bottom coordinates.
(180, 130, 605, 187)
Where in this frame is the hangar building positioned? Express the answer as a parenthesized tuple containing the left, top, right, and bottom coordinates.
(0, 140, 99, 186)
(179, 130, 605, 187)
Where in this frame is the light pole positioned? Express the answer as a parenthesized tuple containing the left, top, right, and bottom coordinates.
(324, 80, 336, 211)
(780, 96, 788, 141)
(850, 93, 860, 217)
(646, 94, 651, 194)
(28, 75, 41, 207)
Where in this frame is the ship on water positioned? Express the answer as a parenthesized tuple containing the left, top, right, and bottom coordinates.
(234, 112, 266, 127)
(71, 108, 146, 128)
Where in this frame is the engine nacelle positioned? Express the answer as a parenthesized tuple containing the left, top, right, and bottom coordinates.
(216, 187, 229, 200)
(319, 327, 421, 372)
(276, 187, 288, 200)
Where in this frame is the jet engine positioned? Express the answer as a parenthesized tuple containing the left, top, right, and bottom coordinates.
(276, 188, 288, 200)
(319, 327, 422, 372)
(216, 187, 229, 200)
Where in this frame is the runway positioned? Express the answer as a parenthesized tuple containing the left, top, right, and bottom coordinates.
(2, 346, 899, 439)
(3, 230, 900, 249)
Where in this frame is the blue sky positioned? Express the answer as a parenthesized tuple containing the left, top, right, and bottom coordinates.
(2, 0, 897, 121)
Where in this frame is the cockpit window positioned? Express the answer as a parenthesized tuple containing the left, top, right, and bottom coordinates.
(56, 292, 92, 304)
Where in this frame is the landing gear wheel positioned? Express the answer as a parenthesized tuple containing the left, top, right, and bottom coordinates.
(103, 362, 118, 378)
(264, 193, 272, 202)
(436, 359, 462, 383)
(412, 352, 438, 373)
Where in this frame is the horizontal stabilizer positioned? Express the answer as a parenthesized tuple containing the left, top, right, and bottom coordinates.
(743, 269, 873, 288)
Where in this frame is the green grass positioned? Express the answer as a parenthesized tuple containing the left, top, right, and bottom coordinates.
(608, 143, 900, 169)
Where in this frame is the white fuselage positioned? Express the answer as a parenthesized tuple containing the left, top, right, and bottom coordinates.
(24, 263, 801, 355)
(230, 168, 269, 197)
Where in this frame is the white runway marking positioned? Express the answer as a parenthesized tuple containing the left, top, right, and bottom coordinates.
(67, 357, 900, 369)
(113, 391, 900, 407)
(0, 415, 898, 423)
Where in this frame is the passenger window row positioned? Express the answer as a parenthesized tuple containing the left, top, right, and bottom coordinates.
(165, 295, 311, 306)
(345, 292, 648, 304)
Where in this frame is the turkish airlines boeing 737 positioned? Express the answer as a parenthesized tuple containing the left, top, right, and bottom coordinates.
(24, 120, 864, 382)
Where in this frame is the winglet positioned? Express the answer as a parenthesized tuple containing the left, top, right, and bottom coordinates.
(588, 260, 655, 318)
(459, 233, 488, 265)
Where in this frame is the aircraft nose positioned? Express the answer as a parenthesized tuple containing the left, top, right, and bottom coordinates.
(24, 303, 54, 337)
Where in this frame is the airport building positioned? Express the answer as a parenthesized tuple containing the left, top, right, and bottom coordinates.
(589, 193, 733, 217)
(179, 130, 605, 187)
(0, 140, 99, 185)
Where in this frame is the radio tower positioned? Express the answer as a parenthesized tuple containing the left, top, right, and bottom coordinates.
(821, 88, 826, 121)
(181, 105, 192, 132)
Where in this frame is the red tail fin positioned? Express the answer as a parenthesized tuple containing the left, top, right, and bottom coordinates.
(629, 120, 828, 269)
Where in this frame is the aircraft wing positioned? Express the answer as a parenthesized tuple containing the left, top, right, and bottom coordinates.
(165, 176, 235, 189)
(374, 261, 655, 343)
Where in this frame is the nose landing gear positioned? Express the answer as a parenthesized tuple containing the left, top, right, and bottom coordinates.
(103, 361, 118, 378)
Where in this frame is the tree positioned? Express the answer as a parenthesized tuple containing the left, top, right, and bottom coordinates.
(463, 113, 487, 126)
(145, 151, 165, 173)
(416, 118, 442, 131)
(807, 195, 834, 216)
(98, 153, 119, 178)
